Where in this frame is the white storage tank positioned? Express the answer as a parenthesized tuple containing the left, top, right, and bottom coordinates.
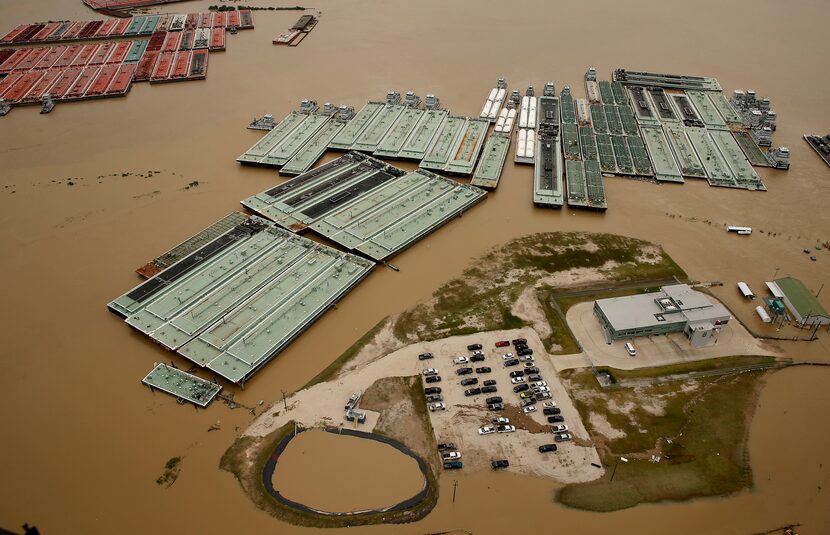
(525, 131, 535, 158)
(517, 129, 527, 157)
(756, 306, 771, 323)
(528, 98, 537, 128)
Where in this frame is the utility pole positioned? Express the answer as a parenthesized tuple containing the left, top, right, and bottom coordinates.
(452, 480, 458, 503)
(816, 283, 824, 298)
(281, 390, 288, 410)
(610, 461, 619, 482)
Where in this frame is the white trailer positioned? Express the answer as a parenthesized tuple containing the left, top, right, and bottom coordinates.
(737, 281, 756, 299)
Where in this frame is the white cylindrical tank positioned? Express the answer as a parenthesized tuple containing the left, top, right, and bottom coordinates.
(528, 98, 537, 128)
(528, 134, 536, 159)
(487, 88, 498, 101)
(495, 88, 506, 103)
(481, 99, 493, 117)
(517, 129, 527, 157)
(755, 306, 771, 323)
(495, 116, 506, 131)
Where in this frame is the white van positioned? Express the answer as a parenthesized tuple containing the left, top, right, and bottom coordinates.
(624, 342, 636, 357)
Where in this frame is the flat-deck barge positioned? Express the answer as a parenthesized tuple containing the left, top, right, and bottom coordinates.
(242, 152, 487, 261)
(109, 216, 374, 384)
(804, 134, 830, 168)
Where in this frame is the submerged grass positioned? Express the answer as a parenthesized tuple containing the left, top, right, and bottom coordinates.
(302, 317, 390, 389)
(392, 232, 686, 344)
(557, 358, 773, 511)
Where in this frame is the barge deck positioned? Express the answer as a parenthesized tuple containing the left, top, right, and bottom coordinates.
(242, 152, 487, 261)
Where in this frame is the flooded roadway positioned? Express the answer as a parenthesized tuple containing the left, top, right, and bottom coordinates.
(0, 0, 829, 533)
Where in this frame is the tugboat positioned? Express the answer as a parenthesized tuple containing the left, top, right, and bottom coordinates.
(40, 94, 55, 114)
(247, 113, 276, 130)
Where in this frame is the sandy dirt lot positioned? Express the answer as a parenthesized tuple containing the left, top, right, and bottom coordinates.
(245, 329, 604, 484)
(557, 300, 781, 371)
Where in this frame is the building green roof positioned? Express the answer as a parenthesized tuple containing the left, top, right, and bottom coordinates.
(774, 277, 829, 318)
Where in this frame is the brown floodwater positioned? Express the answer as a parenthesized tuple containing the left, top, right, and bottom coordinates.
(271, 429, 425, 513)
(1, 0, 829, 533)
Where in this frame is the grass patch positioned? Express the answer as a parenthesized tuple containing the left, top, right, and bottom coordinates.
(557, 358, 773, 511)
(392, 232, 686, 344)
(302, 317, 390, 389)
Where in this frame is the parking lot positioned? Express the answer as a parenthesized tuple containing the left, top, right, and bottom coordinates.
(420, 330, 603, 482)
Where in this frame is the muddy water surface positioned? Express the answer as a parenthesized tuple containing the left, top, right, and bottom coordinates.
(1, 0, 829, 533)
(272, 429, 425, 512)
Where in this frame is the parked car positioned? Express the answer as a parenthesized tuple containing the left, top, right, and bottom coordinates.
(426, 394, 443, 402)
(453, 356, 469, 365)
(511, 338, 527, 345)
(429, 402, 446, 412)
(519, 391, 535, 399)
(475, 366, 492, 374)
(481, 385, 497, 393)
(467, 343, 483, 351)
(492, 417, 510, 425)
(551, 424, 569, 433)
(523, 362, 536, 368)
(486, 396, 503, 404)
(521, 355, 535, 362)
(543, 407, 561, 415)
(504, 358, 520, 367)
(523, 405, 537, 414)
(487, 402, 504, 411)
(531, 381, 547, 388)
(424, 387, 442, 395)
(491, 459, 510, 469)
(521, 397, 536, 407)
(548, 415, 564, 423)
(554, 432, 573, 442)
(464, 387, 482, 396)
(509, 370, 525, 378)
(532, 386, 550, 394)
(517, 348, 533, 357)
(442, 451, 462, 460)
(496, 425, 516, 433)
(514, 342, 528, 350)
(536, 392, 552, 400)
(460, 378, 478, 386)
(437, 442, 456, 451)
(625, 342, 637, 357)
(495, 340, 510, 348)
(527, 374, 542, 382)
(470, 354, 485, 362)
(443, 461, 463, 469)
(510, 377, 526, 384)
(525, 366, 540, 374)
(543, 400, 557, 408)
(456, 367, 473, 376)
(422, 368, 438, 376)
(418, 352, 434, 360)
(513, 384, 529, 393)
(539, 444, 558, 453)
(501, 353, 515, 360)
(482, 379, 497, 386)
(425, 375, 441, 384)
(479, 426, 496, 435)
